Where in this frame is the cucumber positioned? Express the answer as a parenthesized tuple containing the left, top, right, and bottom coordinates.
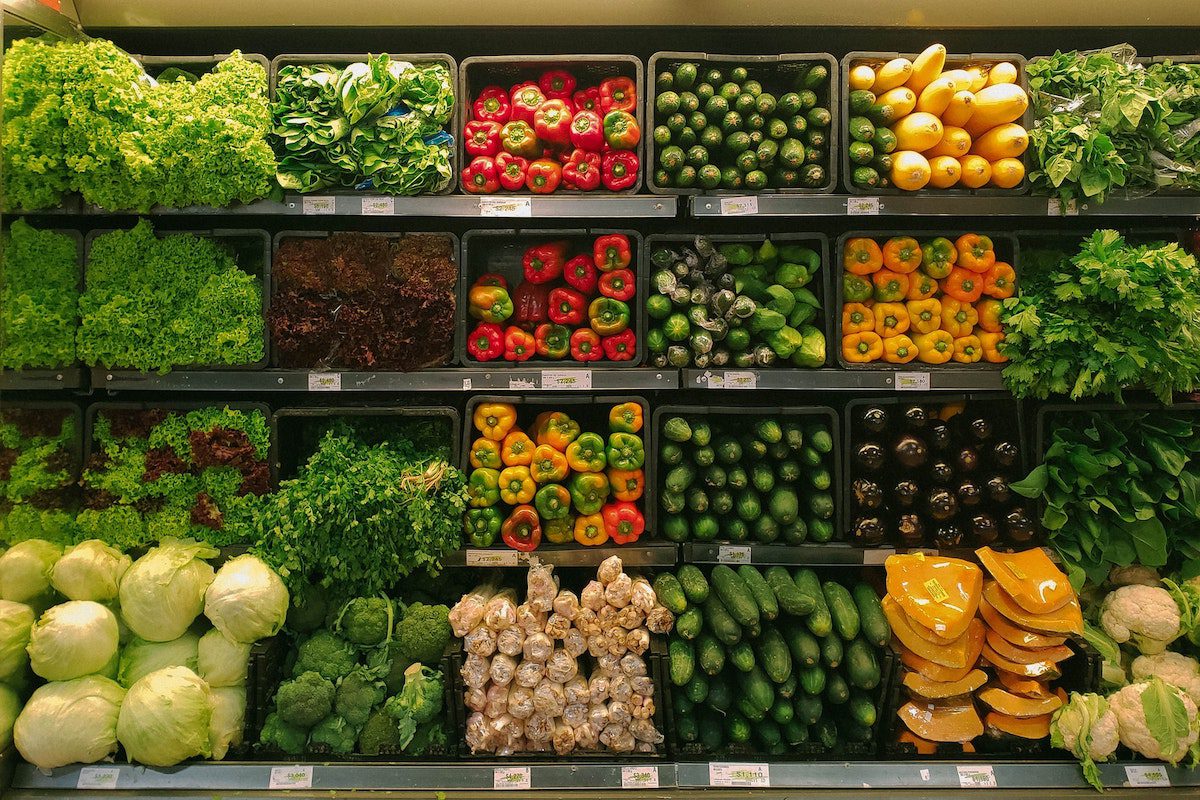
(825, 671, 849, 705)
(805, 423, 833, 453)
(711, 565, 761, 629)
(814, 717, 838, 749)
(767, 739, 789, 756)
(736, 695, 767, 722)
(848, 692, 877, 727)
(770, 697, 795, 725)
(765, 566, 816, 616)
(673, 690, 694, 716)
(737, 565, 779, 620)
(708, 674, 734, 711)
(669, 639, 695, 686)
(819, 633, 843, 669)
(844, 637, 881, 690)
(665, 464, 696, 493)
(685, 671, 710, 703)
(726, 711, 752, 743)
(799, 665, 826, 696)
(777, 672, 799, 699)
(754, 625, 793, 684)
(677, 564, 710, 604)
(728, 641, 756, 672)
(784, 624, 820, 666)
(703, 595, 742, 646)
(783, 719, 809, 745)
(700, 712, 726, 751)
(755, 718, 783, 748)
(822, 580, 860, 641)
(793, 569, 832, 636)
(663, 417, 692, 442)
(852, 582, 890, 648)
(696, 633, 726, 676)
(794, 693, 822, 725)
(675, 713, 699, 743)
(676, 607, 703, 640)
(839, 718, 873, 743)
(653, 573, 688, 615)
(740, 665, 776, 712)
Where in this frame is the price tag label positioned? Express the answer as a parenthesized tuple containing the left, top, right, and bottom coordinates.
(466, 549, 519, 567)
(461, 378, 473, 390)
(709, 763, 770, 788)
(508, 377, 537, 390)
(480, 197, 533, 217)
(307, 372, 341, 392)
(862, 548, 896, 565)
(1125, 765, 1171, 787)
(541, 369, 592, 390)
(301, 196, 335, 215)
(847, 196, 881, 215)
(717, 545, 753, 564)
(620, 766, 659, 789)
(494, 767, 531, 790)
(920, 769, 931, 782)
(360, 196, 395, 215)
(719, 196, 759, 216)
(1047, 198, 1079, 216)
(895, 371, 931, 391)
(956, 765, 997, 788)
(77, 767, 120, 790)
(723, 370, 757, 389)
(269, 766, 314, 790)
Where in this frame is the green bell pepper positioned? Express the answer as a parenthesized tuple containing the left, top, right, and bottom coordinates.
(763, 284, 796, 316)
(779, 244, 820, 271)
(606, 432, 645, 471)
(749, 308, 786, 333)
(765, 325, 804, 359)
(534, 483, 572, 520)
(543, 515, 575, 544)
(566, 431, 607, 472)
(588, 297, 630, 336)
(570, 472, 611, 515)
(464, 508, 502, 547)
(790, 324, 826, 368)
(467, 468, 501, 508)
(843, 273, 873, 303)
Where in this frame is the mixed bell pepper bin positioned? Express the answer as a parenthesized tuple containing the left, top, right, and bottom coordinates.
(457, 55, 645, 195)
(839, 51, 1032, 196)
(648, 405, 841, 547)
(836, 230, 1019, 371)
(0, 226, 83, 373)
(841, 394, 1036, 551)
(269, 53, 459, 197)
(458, 229, 646, 366)
(645, 51, 839, 196)
(83, 227, 272, 371)
(461, 395, 650, 552)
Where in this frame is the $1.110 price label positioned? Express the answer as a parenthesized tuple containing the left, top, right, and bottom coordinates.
(709, 763, 770, 787)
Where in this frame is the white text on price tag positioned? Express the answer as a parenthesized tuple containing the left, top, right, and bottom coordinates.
(895, 371, 931, 391)
(301, 196, 335, 215)
(307, 372, 342, 391)
(541, 369, 592, 390)
(269, 766, 313, 790)
(360, 196, 394, 215)
(494, 767, 531, 790)
(621, 766, 660, 789)
(1126, 765, 1171, 787)
(480, 197, 533, 217)
(719, 196, 759, 216)
(465, 549, 519, 567)
(710, 763, 770, 787)
(77, 767, 120, 790)
(847, 196, 880, 215)
(717, 545, 753, 564)
(957, 765, 997, 788)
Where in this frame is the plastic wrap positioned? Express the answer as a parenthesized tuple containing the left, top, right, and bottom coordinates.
(617, 604, 645, 630)
(630, 693, 655, 721)
(514, 660, 546, 688)
(562, 702, 588, 727)
(586, 633, 611, 658)
(489, 653, 518, 686)
(608, 674, 633, 703)
(485, 682, 509, 717)
(563, 627, 588, 658)
(545, 612, 572, 640)
(464, 625, 498, 657)
(564, 675, 590, 706)
(553, 589, 581, 620)
(581, 580, 606, 611)
(605, 573, 633, 608)
(522, 631, 554, 662)
(588, 674, 610, 704)
(630, 577, 657, 613)
(466, 685, 488, 713)
(546, 648, 579, 683)
(573, 721, 599, 750)
(600, 722, 635, 752)
(507, 684, 535, 720)
(588, 701, 610, 729)
(576, 607, 600, 637)
(466, 711, 491, 752)
(463, 653, 491, 688)
(552, 721, 577, 755)
(496, 625, 525, 657)
(630, 675, 654, 696)
(645, 605, 675, 635)
(526, 562, 557, 612)
(484, 588, 519, 631)
(621, 653, 648, 677)
(525, 712, 554, 742)
(629, 718, 664, 744)
(516, 602, 548, 633)
(625, 628, 650, 656)
(532, 678, 566, 717)
(596, 653, 622, 676)
(451, 583, 498, 637)
(597, 555, 624, 585)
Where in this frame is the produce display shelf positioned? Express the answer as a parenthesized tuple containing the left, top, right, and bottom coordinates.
(0, 368, 87, 391)
(682, 541, 899, 565)
(683, 368, 1006, 391)
(445, 541, 679, 567)
(688, 193, 1200, 217)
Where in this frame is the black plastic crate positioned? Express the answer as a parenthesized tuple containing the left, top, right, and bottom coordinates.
(840, 51, 1031, 196)
(0, 225, 83, 373)
(458, 54, 645, 195)
(136, 52, 270, 78)
(459, 229, 645, 366)
(0, 400, 83, 477)
(834, 230, 1019, 372)
(646, 52, 839, 196)
(648, 404, 841, 546)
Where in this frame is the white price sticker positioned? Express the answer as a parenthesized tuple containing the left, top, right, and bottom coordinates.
(461, 378, 473, 390)
(301, 196, 335, 215)
(895, 371, 931, 391)
(465, 549, 519, 567)
(1125, 765, 1171, 787)
(307, 372, 341, 391)
(1047, 198, 1079, 216)
(541, 369, 592, 390)
(723, 370, 757, 389)
(480, 196, 533, 217)
(620, 766, 659, 789)
(920, 769, 931, 782)
(360, 196, 395, 215)
(719, 196, 759, 216)
(956, 765, 997, 788)
(709, 763, 770, 788)
(508, 377, 537, 390)
(494, 767, 531, 790)
(717, 545, 753, 564)
(847, 196, 881, 215)
(269, 766, 314, 790)
(76, 767, 120, 790)
(863, 548, 896, 565)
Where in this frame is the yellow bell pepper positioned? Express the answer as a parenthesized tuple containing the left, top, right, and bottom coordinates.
(530, 444, 570, 484)
(533, 411, 580, 451)
(906, 298, 942, 335)
(501, 430, 535, 466)
(873, 302, 910, 339)
(608, 468, 645, 501)
(979, 331, 1007, 363)
(469, 437, 502, 470)
(499, 465, 536, 505)
(914, 330, 954, 364)
(952, 334, 983, 364)
(843, 331, 884, 363)
(842, 303, 875, 335)
(940, 297, 978, 337)
(474, 403, 517, 441)
(883, 334, 917, 364)
(975, 298, 1003, 333)
(573, 513, 609, 546)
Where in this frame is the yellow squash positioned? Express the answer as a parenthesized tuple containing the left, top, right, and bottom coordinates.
(925, 126, 971, 158)
(965, 66, 989, 92)
(873, 58, 914, 92)
(987, 61, 1019, 86)
(942, 90, 976, 127)
(958, 154, 991, 188)
(907, 44, 947, 94)
(989, 157, 1025, 189)
(939, 69, 975, 92)
(965, 83, 1029, 135)
(916, 77, 956, 116)
(928, 156, 962, 189)
(970, 123, 1029, 162)
(890, 151, 931, 191)
(849, 64, 876, 91)
(892, 112, 945, 152)
(878, 86, 917, 118)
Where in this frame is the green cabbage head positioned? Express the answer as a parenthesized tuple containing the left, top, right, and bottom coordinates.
(203, 554, 288, 643)
(197, 628, 250, 687)
(118, 632, 200, 688)
(0, 539, 62, 602)
(50, 539, 131, 601)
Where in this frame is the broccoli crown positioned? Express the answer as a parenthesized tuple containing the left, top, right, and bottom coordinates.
(286, 584, 330, 634)
(367, 640, 413, 695)
(309, 714, 359, 755)
(407, 721, 448, 756)
(275, 670, 335, 729)
(293, 630, 357, 681)
(259, 711, 308, 755)
(394, 602, 452, 664)
(357, 709, 403, 756)
(335, 664, 388, 728)
(384, 663, 445, 727)
(335, 596, 394, 647)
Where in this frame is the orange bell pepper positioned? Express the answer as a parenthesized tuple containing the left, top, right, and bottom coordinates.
(983, 261, 1016, 299)
(474, 402, 517, 441)
(608, 402, 643, 433)
(979, 331, 1007, 363)
(872, 269, 910, 302)
(941, 267, 983, 303)
(469, 437, 503, 470)
(881, 236, 922, 274)
(906, 298, 942, 334)
(842, 303, 875, 335)
(954, 234, 996, 273)
(573, 513, 609, 546)
(501, 430, 535, 466)
(608, 468, 645, 501)
(530, 444, 570, 484)
(843, 331, 884, 362)
(873, 302, 910, 338)
(906, 270, 938, 300)
(499, 465, 536, 504)
(975, 298, 1003, 333)
(844, 237, 884, 275)
(940, 297, 978, 337)
(883, 334, 917, 364)
(914, 330, 954, 364)
(952, 334, 983, 364)
(533, 411, 580, 450)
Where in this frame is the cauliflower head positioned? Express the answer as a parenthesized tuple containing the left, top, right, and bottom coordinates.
(1050, 692, 1119, 791)
(293, 630, 357, 681)
(1131, 652, 1200, 706)
(394, 602, 452, 664)
(1100, 585, 1181, 655)
(1109, 678, 1200, 764)
(275, 670, 335, 729)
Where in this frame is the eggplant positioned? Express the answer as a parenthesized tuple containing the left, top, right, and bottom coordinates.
(991, 441, 1020, 469)
(985, 475, 1012, 505)
(927, 488, 958, 521)
(852, 478, 884, 510)
(955, 447, 980, 473)
(897, 514, 926, 547)
(893, 434, 929, 469)
(927, 421, 952, 451)
(967, 417, 993, 441)
(859, 406, 890, 435)
(1004, 510, 1037, 544)
(902, 405, 928, 429)
(933, 523, 964, 549)
(970, 513, 999, 546)
(893, 479, 920, 508)
(855, 442, 886, 472)
(929, 460, 954, 484)
(717, 272, 737, 291)
(851, 516, 887, 546)
(956, 480, 983, 508)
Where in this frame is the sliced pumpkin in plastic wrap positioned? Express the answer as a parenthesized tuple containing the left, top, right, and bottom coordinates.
(984, 710, 1052, 740)
(985, 629, 1074, 665)
(898, 730, 940, 754)
(897, 700, 984, 743)
(886, 554, 983, 639)
(976, 546, 1074, 614)
(979, 595, 1068, 648)
(981, 643, 1062, 679)
(982, 580, 1083, 635)
(884, 596, 985, 668)
(995, 670, 1052, 698)
(896, 641, 980, 683)
(978, 684, 1064, 717)
(903, 668, 988, 700)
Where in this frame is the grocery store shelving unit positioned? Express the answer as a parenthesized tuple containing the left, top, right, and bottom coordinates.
(0, 368, 88, 391)
(688, 194, 1200, 217)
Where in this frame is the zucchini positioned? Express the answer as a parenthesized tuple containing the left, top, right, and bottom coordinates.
(676, 607, 703, 640)
(685, 671, 710, 703)
(653, 573, 688, 615)
(703, 594, 743, 646)
(696, 633, 726, 676)
(669, 639, 695, 686)
(736, 695, 767, 722)
(793, 569, 831, 636)
(852, 582, 890, 648)
(848, 692, 877, 727)
(822, 580, 861, 641)
(784, 624, 820, 666)
(799, 665, 826, 696)
(740, 665, 776, 712)
(819, 633, 843, 669)
(754, 625, 793, 684)
(844, 637, 881, 690)
(794, 693, 822, 725)
(765, 566, 815, 616)
(711, 565, 761, 629)
(737, 565, 779, 620)
(677, 565, 710, 604)
(728, 641, 756, 672)
(708, 674, 734, 711)
(783, 719, 809, 745)
(825, 670, 849, 705)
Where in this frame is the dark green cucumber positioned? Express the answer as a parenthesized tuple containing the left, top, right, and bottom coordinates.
(844, 637, 881, 690)
(669, 638, 695, 686)
(754, 625, 793, 684)
(793, 569, 832, 636)
(711, 565, 761, 629)
(852, 582, 890, 647)
(822, 580, 861, 641)
(676, 607, 703, 640)
(737, 565, 779, 620)
(765, 566, 816, 616)
(677, 564, 710, 604)
(696, 633, 726, 676)
(653, 573, 688, 615)
(819, 632, 843, 669)
(784, 624, 821, 666)
(703, 594, 742, 646)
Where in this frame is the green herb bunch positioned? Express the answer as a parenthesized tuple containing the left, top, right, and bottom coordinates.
(0, 408, 79, 546)
(1, 219, 79, 369)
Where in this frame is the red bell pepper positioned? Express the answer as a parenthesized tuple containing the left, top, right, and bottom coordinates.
(573, 87, 600, 113)
(495, 152, 528, 192)
(563, 254, 598, 294)
(534, 323, 571, 359)
(504, 326, 536, 361)
(461, 156, 499, 194)
(603, 110, 641, 150)
(526, 159, 562, 193)
(569, 109, 604, 151)
(473, 273, 508, 290)
(539, 69, 577, 102)
(570, 328, 602, 362)
(534, 99, 573, 145)
(500, 121, 541, 159)
(523, 241, 569, 284)
(549, 287, 587, 326)
(602, 501, 644, 544)
(562, 149, 601, 191)
(599, 76, 637, 114)
(464, 120, 502, 158)
(510, 83, 546, 125)
(593, 233, 632, 272)
(511, 281, 550, 328)
(501, 505, 541, 552)
(473, 86, 511, 124)
(467, 322, 504, 361)
(601, 151, 638, 191)
(602, 329, 636, 361)
(599, 268, 635, 301)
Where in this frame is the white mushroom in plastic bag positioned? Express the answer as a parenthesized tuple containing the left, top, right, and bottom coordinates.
(507, 684, 535, 719)
(488, 653, 518, 686)
(596, 653, 622, 676)
(630, 577, 657, 613)
(564, 675, 589, 705)
(587, 673, 609, 704)
(580, 581, 606, 611)
(525, 562, 557, 612)
(483, 588, 518, 631)
(515, 602, 547, 633)
(645, 605, 675, 635)
(563, 628, 587, 658)
(598, 605, 618, 626)
(606, 634, 628, 657)
(630, 718, 664, 744)
(522, 631, 553, 662)
(617, 604, 645, 630)
(462, 653, 491, 688)
(630, 675, 654, 696)
(575, 607, 600, 636)
(524, 712, 554, 742)
(451, 584, 498, 638)
(562, 702, 588, 727)
(532, 678, 565, 717)
(465, 686, 488, 713)
(485, 683, 509, 717)
(552, 590, 580, 620)
(544, 612, 571, 639)
(600, 722, 635, 752)
(586, 634, 610, 658)
(625, 628, 650, 656)
(465, 711, 492, 753)
(588, 701, 610, 729)
(605, 573, 633, 608)
(546, 649, 578, 683)
(631, 693, 656, 720)
(608, 699, 632, 726)
(514, 660, 545, 688)
(608, 674, 633, 703)
(464, 625, 497, 657)
(635, 741, 657, 753)
(552, 721, 576, 755)
(573, 721, 598, 750)
(597, 555, 624, 585)
(495, 626, 525, 657)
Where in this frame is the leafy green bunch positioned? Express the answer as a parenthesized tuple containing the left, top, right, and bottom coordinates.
(1000, 230, 1200, 402)
(1, 219, 79, 369)
(0, 410, 79, 546)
